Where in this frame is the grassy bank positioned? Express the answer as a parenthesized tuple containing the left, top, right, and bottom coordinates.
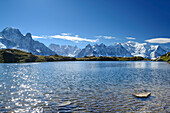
(76, 56, 150, 61)
(0, 49, 151, 63)
(156, 52, 170, 64)
(0, 49, 76, 63)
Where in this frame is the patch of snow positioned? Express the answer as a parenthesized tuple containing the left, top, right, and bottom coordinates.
(36, 49, 41, 53)
(0, 42, 7, 49)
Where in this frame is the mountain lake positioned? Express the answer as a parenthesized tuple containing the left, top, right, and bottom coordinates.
(0, 61, 169, 112)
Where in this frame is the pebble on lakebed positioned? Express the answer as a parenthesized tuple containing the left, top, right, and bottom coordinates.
(133, 92, 151, 98)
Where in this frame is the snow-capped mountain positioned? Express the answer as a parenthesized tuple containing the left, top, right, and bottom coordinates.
(75, 41, 168, 59)
(0, 27, 55, 55)
(49, 44, 81, 57)
(122, 41, 167, 59)
(0, 27, 168, 59)
(76, 43, 132, 58)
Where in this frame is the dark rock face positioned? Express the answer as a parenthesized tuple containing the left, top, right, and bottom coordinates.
(0, 27, 55, 56)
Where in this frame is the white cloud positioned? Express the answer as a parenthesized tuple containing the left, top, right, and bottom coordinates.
(95, 36, 103, 38)
(126, 37, 136, 40)
(50, 34, 98, 42)
(61, 33, 72, 36)
(95, 35, 116, 39)
(32, 33, 99, 42)
(104, 36, 116, 39)
(32, 35, 47, 39)
(145, 38, 170, 44)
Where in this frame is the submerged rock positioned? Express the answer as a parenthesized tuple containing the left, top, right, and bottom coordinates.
(133, 92, 151, 98)
(58, 101, 71, 107)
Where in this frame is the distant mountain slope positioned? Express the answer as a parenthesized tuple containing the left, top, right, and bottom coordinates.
(49, 44, 81, 57)
(0, 27, 55, 55)
(122, 41, 168, 59)
(156, 52, 170, 64)
(76, 43, 132, 58)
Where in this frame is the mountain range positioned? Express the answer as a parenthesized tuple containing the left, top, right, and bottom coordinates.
(49, 42, 169, 59)
(76, 43, 132, 58)
(0, 27, 169, 59)
(49, 44, 81, 57)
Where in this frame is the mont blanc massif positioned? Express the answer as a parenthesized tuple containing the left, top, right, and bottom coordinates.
(0, 27, 169, 59)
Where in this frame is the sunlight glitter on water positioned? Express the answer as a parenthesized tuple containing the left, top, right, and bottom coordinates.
(0, 61, 169, 112)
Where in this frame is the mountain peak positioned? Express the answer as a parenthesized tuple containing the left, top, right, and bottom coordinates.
(2, 27, 21, 34)
(86, 44, 91, 47)
(100, 43, 106, 47)
(114, 43, 123, 47)
(25, 33, 32, 37)
(0, 27, 55, 56)
(115, 42, 121, 45)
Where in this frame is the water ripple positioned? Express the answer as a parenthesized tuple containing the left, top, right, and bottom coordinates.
(0, 61, 169, 112)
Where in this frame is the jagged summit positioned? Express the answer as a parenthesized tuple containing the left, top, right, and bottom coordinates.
(25, 33, 32, 37)
(25, 33, 32, 40)
(0, 27, 169, 59)
(76, 43, 132, 58)
(2, 27, 21, 35)
(99, 43, 106, 47)
(0, 27, 55, 55)
(49, 41, 168, 59)
(122, 41, 167, 59)
(2, 27, 18, 31)
(114, 42, 122, 46)
(48, 43, 81, 57)
(86, 44, 92, 47)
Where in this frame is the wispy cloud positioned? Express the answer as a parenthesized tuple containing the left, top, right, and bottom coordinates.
(61, 33, 72, 36)
(145, 38, 170, 43)
(50, 35, 98, 42)
(95, 36, 116, 39)
(32, 35, 47, 39)
(32, 33, 98, 43)
(126, 37, 136, 40)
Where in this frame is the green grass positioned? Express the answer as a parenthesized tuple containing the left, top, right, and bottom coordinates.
(0, 49, 76, 63)
(156, 52, 170, 64)
(76, 56, 150, 61)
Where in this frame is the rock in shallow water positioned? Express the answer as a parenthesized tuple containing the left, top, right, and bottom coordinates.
(133, 92, 151, 98)
(58, 101, 71, 107)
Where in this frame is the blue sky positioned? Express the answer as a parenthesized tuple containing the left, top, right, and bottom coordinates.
(0, 0, 170, 48)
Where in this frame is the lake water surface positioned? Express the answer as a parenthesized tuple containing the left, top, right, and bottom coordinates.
(0, 61, 169, 112)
